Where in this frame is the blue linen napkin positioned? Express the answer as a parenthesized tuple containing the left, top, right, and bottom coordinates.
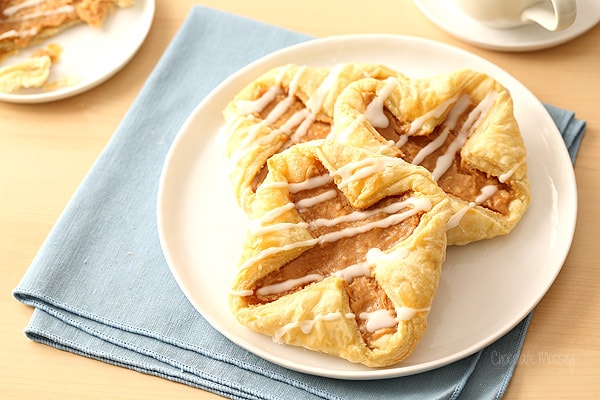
(13, 6, 585, 400)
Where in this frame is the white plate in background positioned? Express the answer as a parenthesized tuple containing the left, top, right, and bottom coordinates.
(0, 0, 155, 103)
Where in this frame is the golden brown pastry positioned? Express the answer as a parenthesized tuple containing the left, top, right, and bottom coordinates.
(230, 140, 452, 367)
(330, 69, 531, 245)
(0, 43, 62, 92)
(222, 63, 402, 212)
(0, 53, 51, 92)
(0, 0, 133, 61)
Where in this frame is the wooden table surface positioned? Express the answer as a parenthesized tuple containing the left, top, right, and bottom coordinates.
(2, 1, 599, 398)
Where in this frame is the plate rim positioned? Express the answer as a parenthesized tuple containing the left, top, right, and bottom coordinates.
(157, 33, 578, 379)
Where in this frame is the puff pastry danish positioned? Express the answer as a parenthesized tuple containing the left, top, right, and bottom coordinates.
(230, 140, 452, 367)
(331, 69, 531, 245)
(222, 63, 401, 212)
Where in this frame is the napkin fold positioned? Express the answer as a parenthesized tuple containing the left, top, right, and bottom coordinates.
(13, 6, 586, 400)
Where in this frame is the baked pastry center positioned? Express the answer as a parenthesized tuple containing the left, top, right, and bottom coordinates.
(230, 141, 452, 367)
(245, 162, 421, 343)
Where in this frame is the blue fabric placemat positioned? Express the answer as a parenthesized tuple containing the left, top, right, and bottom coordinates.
(13, 6, 585, 400)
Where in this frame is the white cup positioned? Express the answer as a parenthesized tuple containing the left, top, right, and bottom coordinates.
(454, 0, 577, 31)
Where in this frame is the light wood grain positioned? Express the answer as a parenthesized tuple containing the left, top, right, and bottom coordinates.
(2, 1, 599, 399)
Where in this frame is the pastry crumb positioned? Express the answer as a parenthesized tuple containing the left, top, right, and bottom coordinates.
(0, 55, 52, 93)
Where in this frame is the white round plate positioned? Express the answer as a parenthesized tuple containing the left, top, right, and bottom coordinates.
(157, 34, 577, 379)
(0, 0, 155, 103)
(414, 0, 600, 51)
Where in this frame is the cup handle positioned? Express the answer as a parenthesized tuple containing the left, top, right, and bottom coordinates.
(521, 0, 577, 31)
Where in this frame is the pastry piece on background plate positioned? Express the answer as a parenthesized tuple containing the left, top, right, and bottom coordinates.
(0, 42, 62, 92)
(222, 63, 402, 212)
(0, 52, 50, 92)
(0, 0, 133, 60)
(331, 69, 531, 245)
(229, 140, 452, 367)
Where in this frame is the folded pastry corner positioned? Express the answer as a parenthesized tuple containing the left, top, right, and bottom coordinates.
(221, 63, 402, 212)
(331, 68, 531, 245)
(229, 140, 452, 367)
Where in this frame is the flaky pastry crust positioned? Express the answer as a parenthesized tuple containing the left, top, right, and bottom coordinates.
(230, 140, 452, 367)
(331, 69, 531, 245)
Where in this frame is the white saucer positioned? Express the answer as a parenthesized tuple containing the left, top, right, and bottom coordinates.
(414, 0, 600, 51)
(0, 0, 155, 103)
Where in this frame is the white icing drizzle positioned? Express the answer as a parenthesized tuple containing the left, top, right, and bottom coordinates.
(277, 108, 309, 137)
(445, 205, 471, 231)
(305, 63, 345, 113)
(274, 311, 355, 343)
(258, 173, 333, 195)
(407, 94, 460, 135)
(0, 29, 18, 40)
(316, 201, 430, 243)
(264, 66, 307, 124)
(282, 64, 346, 149)
(2, 0, 46, 17)
(475, 184, 498, 204)
(252, 85, 283, 112)
(238, 237, 319, 271)
(331, 113, 366, 142)
(295, 189, 337, 209)
(364, 77, 398, 128)
(359, 309, 397, 332)
(250, 220, 309, 236)
(446, 184, 499, 230)
(431, 92, 497, 181)
(396, 306, 430, 321)
(230, 289, 254, 297)
(252, 257, 377, 299)
(498, 160, 524, 183)
(444, 94, 474, 128)
(238, 192, 431, 271)
(366, 246, 409, 263)
(235, 65, 291, 115)
(2, 5, 75, 22)
(359, 305, 430, 332)
(237, 254, 377, 298)
(332, 261, 371, 282)
(333, 156, 404, 189)
(256, 273, 324, 296)
(411, 127, 448, 166)
(395, 134, 409, 149)
(410, 95, 472, 165)
(233, 246, 412, 297)
(287, 173, 332, 193)
(254, 203, 295, 225)
(225, 121, 278, 173)
(309, 197, 429, 229)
